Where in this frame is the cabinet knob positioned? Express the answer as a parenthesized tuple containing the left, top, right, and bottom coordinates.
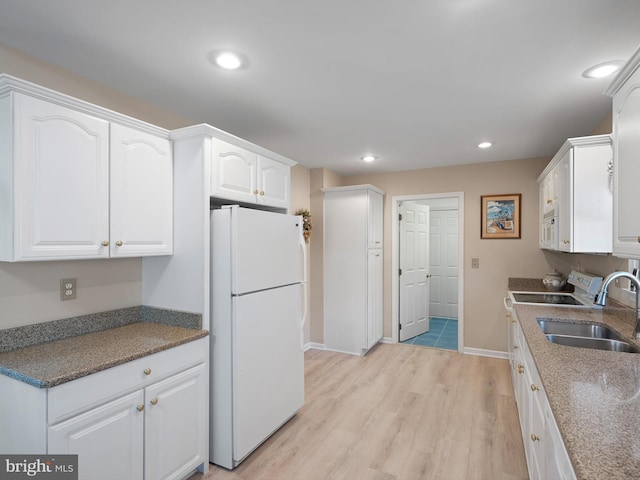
(102, 240, 109, 247)
(530, 434, 540, 442)
(562, 240, 570, 245)
(150, 398, 158, 406)
(637, 236, 640, 244)
(116, 240, 123, 247)
(546, 199, 552, 204)
(137, 404, 144, 412)
(517, 364, 524, 374)
(513, 345, 519, 349)
(144, 368, 151, 376)
(260, 190, 265, 196)
(253, 189, 259, 195)
(530, 384, 539, 392)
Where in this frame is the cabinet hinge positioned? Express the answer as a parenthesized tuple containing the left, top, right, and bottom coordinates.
(399, 324, 402, 330)
(399, 268, 402, 276)
(399, 213, 402, 221)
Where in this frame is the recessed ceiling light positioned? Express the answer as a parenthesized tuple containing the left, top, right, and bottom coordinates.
(211, 50, 245, 70)
(582, 61, 624, 79)
(478, 142, 492, 149)
(361, 155, 376, 163)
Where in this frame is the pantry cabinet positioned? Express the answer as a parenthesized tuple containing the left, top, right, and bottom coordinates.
(1, 337, 208, 480)
(537, 134, 612, 253)
(0, 75, 173, 262)
(211, 139, 291, 209)
(605, 47, 640, 258)
(323, 184, 384, 355)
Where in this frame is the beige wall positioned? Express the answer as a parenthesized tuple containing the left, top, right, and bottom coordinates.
(0, 43, 195, 329)
(346, 157, 553, 352)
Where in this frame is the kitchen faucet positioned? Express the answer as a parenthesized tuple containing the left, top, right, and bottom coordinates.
(595, 271, 640, 339)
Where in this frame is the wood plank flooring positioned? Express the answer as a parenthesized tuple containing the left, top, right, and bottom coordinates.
(190, 344, 528, 480)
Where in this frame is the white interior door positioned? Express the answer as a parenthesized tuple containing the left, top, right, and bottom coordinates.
(399, 202, 430, 341)
(429, 209, 459, 319)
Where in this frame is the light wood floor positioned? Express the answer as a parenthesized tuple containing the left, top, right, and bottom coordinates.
(191, 344, 528, 480)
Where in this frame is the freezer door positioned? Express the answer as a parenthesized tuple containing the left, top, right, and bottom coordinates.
(231, 207, 303, 294)
(233, 284, 304, 464)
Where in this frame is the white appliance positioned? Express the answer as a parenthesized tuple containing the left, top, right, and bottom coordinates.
(507, 270, 603, 308)
(210, 205, 306, 469)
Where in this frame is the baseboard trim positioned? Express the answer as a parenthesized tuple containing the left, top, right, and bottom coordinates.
(380, 336, 394, 344)
(304, 342, 325, 352)
(463, 347, 509, 359)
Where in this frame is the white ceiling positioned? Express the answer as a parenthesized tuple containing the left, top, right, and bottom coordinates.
(0, 0, 639, 176)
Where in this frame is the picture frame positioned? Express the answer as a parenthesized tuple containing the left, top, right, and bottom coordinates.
(481, 193, 521, 239)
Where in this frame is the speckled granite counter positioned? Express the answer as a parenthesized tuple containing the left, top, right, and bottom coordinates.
(0, 307, 208, 388)
(513, 302, 640, 479)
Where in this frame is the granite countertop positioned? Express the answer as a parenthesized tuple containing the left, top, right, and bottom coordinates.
(513, 302, 640, 479)
(0, 322, 208, 388)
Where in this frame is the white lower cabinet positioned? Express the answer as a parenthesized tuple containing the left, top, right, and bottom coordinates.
(509, 311, 576, 480)
(49, 390, 145, 479)
(1, 337, 208, 480)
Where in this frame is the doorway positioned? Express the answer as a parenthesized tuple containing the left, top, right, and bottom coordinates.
(392, 193, 464, 352)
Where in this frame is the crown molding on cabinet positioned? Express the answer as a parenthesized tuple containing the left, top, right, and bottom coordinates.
(0, 73, 170, 138)
(603, 45, 640, 97)
(536, 134, 612, 182)
(170, 123, 297, 167)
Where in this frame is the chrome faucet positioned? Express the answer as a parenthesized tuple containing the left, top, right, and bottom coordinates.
(595, 271, 640, 339)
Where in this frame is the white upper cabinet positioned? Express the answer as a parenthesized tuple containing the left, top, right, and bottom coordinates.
(0, 75, 173, 261)
(537, 135, 612, 253)
(257, 154, 290, 208)
(605, 47, 640, 259)
(211, 141, 257, 204)
(211, 139, 291, 209)
(0, 93, 110, 260)
(110, 124, 173, 257)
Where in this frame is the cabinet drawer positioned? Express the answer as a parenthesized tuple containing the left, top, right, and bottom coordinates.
(48, 337, 208, 424)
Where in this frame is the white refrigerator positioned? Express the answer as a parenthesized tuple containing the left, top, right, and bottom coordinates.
(210, 206, 306, 469)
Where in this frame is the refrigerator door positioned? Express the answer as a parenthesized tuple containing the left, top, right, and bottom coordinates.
(232, 284, 304, 463)
(229, 206, 303, 295)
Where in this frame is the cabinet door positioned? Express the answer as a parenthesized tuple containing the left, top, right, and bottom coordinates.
(211, 140, 257, 204)
(110, 124, 173, 257)
(613, 66, 640, 258)
(12, 93, 110, 260)
(256, 155, 290, 208)
(557, 150, 572, 252)
(368, 191, 383, 248)
(48, 390, 144, 480)
(144, 363, 208, 480)
(367, 249, 383, 349)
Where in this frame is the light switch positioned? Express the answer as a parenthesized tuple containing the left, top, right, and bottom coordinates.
(471, 258, 480, 268)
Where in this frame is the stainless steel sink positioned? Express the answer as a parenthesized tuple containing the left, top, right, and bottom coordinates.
(537, 318, 640, 353)
(544, 334, 640, 353)
(537, 319, 625, 340)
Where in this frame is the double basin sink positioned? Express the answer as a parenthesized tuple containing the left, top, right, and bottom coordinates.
(537, 318, 640, 353)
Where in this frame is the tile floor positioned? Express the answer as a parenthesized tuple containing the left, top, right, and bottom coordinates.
(401, 317, 458, 351)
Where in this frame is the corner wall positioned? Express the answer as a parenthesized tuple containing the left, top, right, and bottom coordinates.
(347, 157, 551, 352)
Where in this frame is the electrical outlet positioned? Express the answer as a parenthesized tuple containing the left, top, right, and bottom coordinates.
(60, 278, 77, 301)
(471, 258, 480, 268)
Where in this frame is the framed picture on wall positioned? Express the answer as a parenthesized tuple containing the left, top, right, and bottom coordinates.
(480, 193, 521, 239)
